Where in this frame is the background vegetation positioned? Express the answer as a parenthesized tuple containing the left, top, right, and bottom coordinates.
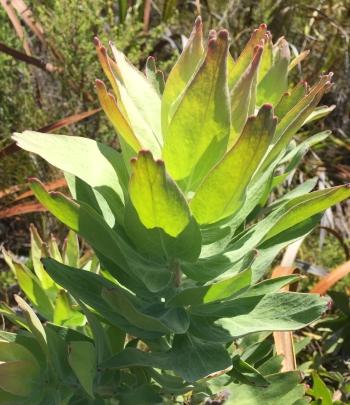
(0, 0, 349, 402)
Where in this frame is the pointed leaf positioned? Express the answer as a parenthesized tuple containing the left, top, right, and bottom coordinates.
(14, 295, 47, 354)
(229, 45, 263, 144)
(102, 287, 189, 334)
(30, 179, 171, 292)
(167, 268, 251, 307)
(229, 24, 267, 89)
(145, 56, 164, 95)
(54, 289, 85, 327)
(163, 30, 231, 189)
(62, 230, 80, 268)
(95, 79, 141, 152)
(162, 16, 204, 131)
(68, 341, 96, 398)
(257, 38, 290, 106)
(190, 104, 276, 224)
(263, 185, 350, 241)
(42, 258, 162, 339)
(226, 371, 306, 405)
(2, 249, 54, 320)
(30, 224, 57, 292)
(194, 292, 328, 337)
(104, 334, 231, 383)
(274, 81, 307, 119)
(13, 132, 126, 224)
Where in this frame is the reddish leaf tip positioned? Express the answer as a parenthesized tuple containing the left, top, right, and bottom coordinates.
(195, 15, 202, 27)
(208, 29, 217, 40)
(95, 79, 104, 87)
(93, 36, 100, 46)
(260, 23, 267, 30)
(156, 159, 165, 166)
(262, 103, 273, 110)
(218, 29, 229, 41)
(139, 149, 152, 156)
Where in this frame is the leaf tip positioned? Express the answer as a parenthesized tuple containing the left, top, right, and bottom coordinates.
(218, 29, 229, 41)
(195, 15, 202, 28)
(93, 36, 100, 47)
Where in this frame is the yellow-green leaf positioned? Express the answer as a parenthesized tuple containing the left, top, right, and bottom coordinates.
(190, 105, 276, 225)
(163, 30, 231, 190)
(162, 16, 204, 133)
(129, 151, 191, 237)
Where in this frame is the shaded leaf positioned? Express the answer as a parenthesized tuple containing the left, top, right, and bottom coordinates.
(68, 341, 96, 398)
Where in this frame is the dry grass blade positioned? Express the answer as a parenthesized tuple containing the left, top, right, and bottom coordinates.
(14, 178, 67, 202)
(0, 201, 45, 219)
(272, 239, 304, 372)
(310, 260, 350, 295)
(0, 108, 100, 158)
(143, 0, 152, 33)
(10, 0, 45, 44)
(0, 42, 59, 72)
(0, 0, 31, 55)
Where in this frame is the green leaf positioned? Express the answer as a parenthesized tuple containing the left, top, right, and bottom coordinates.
(182, 250, 255, 283)
(30, 179, 171, 292)
(81, 303, 118, 364)
(303, 104, 336, 125)
(95, 79, 141, 153)
(163, 30, 231, 189)
(167, 268, 251, 307)
(0, 341, 40, 370)
(190, 104, 276, 224)
(14, 295, 47, 355)
(102, 287, 189, 334)
(229, 355, 269, 387)
(145, 56, 164, 95)
(257, 38, 290, 106)
(30, 224, 57, 292)
(13, 132, 126, 224)
(0, 331, 45, 368)
(200, 292, 328, 337)
(251, 214, 322, 282)
(62, 230, 80, 268)
(129, 150, 192, 237)
(104, 334, 231, 383)
(0, 361, 41, 397)
(308, 372, 333, 405)
(104, 42, 162, 157)
(42, 258, 162, 339)
(262, 74, 332, 170)
(124, 201, 201, 262)
(229, 45, 263, 144)
(119, 384, 163, 405)
(257, 31, 273, 83)
(68, 341, 96, 398)
(274, 81, 307, 119)
(162, 16, 204, 132)
(226, 371, 306, 405)
(263, 185, 350, 241)
(229, 24, 267, 89)
(2, 249, 54, 320)
(54, 289, 85, 327)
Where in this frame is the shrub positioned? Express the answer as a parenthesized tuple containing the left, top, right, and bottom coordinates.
(1, 18, 349, 404)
